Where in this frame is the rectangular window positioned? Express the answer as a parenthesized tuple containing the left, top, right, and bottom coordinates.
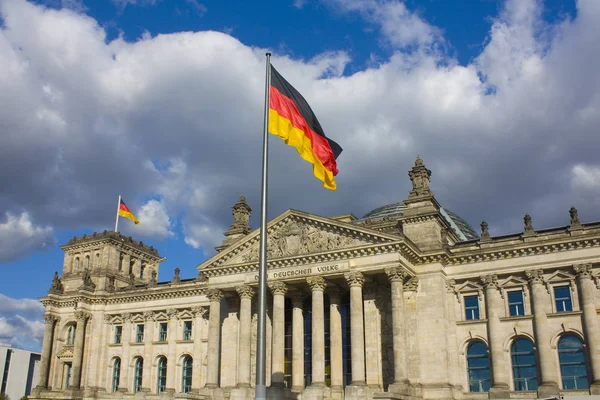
(554, 286, 573, 312)
(183, 321, 192, 340)
(65, 363, 72, 389)
(159, 322, 167, 341)
(465, 295, 480, 320)
(136, 324, 144, 343)
(114, 326, 122, 344)
(508, 290, 525, 316)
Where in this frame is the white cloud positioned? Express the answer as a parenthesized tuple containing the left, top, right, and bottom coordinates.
(571, 165, 600, 191)
(293, 0, 307, 9)
(0, 294, 45, 351)
(0, 0, 599, 260)
(0, 212, 55, 262)
(129, 199, 174, 239)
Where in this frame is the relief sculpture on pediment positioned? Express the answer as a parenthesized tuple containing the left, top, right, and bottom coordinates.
(240, 221, 364, 263)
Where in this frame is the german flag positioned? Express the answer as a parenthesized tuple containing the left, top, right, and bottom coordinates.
(118, 199, 139, 224)
(268, 64, 342, 190)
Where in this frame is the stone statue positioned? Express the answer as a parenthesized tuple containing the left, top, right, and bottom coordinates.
(81, 268, 96, 290)
(48, 271, 64, 294)
(128, 272, 136, 289)
(480, 221, 489, 239)
(173, 267, 181, 284)
(105, 277, 115, 292)
(524, 214, 534, 233)
(570, 206, 580, 225)
(196, 270, 208, 282)
(408, 156, 433, 199)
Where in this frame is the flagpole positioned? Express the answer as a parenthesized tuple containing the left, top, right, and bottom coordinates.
(114, 195, 121, 232)
(255, 52, 271, 400)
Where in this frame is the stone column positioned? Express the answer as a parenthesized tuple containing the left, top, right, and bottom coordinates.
(71, 311, 90, 389)
(236, 285, 255, 388)
(166, 308, 178, 392)
(142, 311, 154, 392)
(269, 281, 288, 387)
(119, 313, 132, 391)
(385, 267, 408, 390)
(481, 274, 510, 397)
(307, 277, 327, 386)
(345, 271, 366, 385)
(329, 287, 344, 390)
(37, 314, 58, 389)
(574, 264, 600, 393)
(526, 270, 559, 397)
(191, 307, 206, 392)
(205, 289, 224, 388)
(291, 292, 305, 391)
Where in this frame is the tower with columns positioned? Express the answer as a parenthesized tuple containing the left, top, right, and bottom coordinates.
(32, 157, 600, 400)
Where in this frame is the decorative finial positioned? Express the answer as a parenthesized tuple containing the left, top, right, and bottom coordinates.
(480, 221, 489, 239)
(524, 214, 534, 233)
(570, 206, 580, 226)
(408, 155, 433, 199)
(173, 267, 181, 284)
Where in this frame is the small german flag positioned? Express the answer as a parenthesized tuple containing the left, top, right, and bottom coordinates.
(268, 65, 342, 190)
(118, 199, 139, 224)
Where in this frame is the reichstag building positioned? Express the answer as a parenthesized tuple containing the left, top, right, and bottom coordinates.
(31, 158, 600, 400)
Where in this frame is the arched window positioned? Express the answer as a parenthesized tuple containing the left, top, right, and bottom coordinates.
(181, 356, 192, 393)
(74, 257, 80, 272)
(157, 357, 167, 393)
(558, 335, 590, 390)
(133, 358, 143, 393)
(84, 255, 90, 269)
(466, 341, 491, 392)
(511, 338, 538, 391)
(66, 325, 76, 345)
(95, 253, 100, 268)
(111, 358, 121, 392)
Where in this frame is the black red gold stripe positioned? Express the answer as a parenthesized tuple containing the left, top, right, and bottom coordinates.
(119, 199, 139, 224)
(268, 64, 342, 190)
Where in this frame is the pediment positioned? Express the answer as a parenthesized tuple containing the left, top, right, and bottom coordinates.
(500, 275, 528, 288)
(199, 209, 402, 270)
(57, 346, 74, 360)
(131, 313, 145, 323)
(154, 311, 168, 321)
(546, 270, 575, 282)
(456, 280, 483, 292)
(178, 310, 193, 320)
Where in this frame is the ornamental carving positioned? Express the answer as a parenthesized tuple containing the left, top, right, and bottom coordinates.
(408, 156, 433, 199)
(191, 306, 207, 317)
(80, 268, 96, 290)
(570, 206, 580, 225)
(526, 269, 545, 285)
(121, 312, 132, 322)
(206, 289, 224, 302)
(240, 221, 368, 262)
(43, 313, 59, 324)
(404, 276, 419, 292)
(345, 271, 365, 287)
(48, 272, 64, 295)
(268, 281, 288, 296)
(573, 263, 593, 279)
(103, 315, 112, 324)
(172, 267, 181, 284)
(236, 285, 255, 299)
(524, 214, 534, 233)
(167, 308, 178, 319)
(74, 311, 90, 322)
(480, 274, 499, 290)
(384, 267, 407, 283)
(307, 276, 327, 292)
(480, 221, 490, 239)
(143, 311, 154, 321)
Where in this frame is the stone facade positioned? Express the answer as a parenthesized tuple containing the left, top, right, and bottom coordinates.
(31, 158, 600, 400)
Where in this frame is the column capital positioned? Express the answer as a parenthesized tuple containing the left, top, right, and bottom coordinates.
(307, 276, 327, 292)
(344, 271, 365, 287)
(480, 274, 499, 290)
(573, 263, 593, 279)
(269, 281, 288, 296)
(206, 288, 224, 302)
(74, 311, 91, 322)
(121, 312, 132, 322)
(526, 269, 545, 285)
(404, 276, 419, 292)
(191, 306, 207, 317)
(167, 308, 178, 319)
(385, 267, 407, 283)
(43, 313, 59, 325)
(143, 311, 155, 321)
(290, 291, 305, 307)
(236, 285, 255, 299)
(104, 314, 112, 324)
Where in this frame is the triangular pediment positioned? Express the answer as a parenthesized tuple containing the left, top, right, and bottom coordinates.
(456, 280, 483, 292)
(500, 275, 528, 288)
(199, 209, 402, 271)
(547, 270, 575, 282)
(178, 310, 193, 320)
(57, 346, 74, 360)
(131, 313, 145, 323)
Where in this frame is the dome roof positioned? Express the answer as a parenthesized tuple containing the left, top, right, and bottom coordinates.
(354, 202, 479, 242)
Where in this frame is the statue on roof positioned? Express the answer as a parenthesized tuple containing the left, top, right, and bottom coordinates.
(408, 156, 433, 199)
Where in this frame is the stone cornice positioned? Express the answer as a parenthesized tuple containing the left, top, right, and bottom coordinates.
(61, 231, 164, 262)
(39, 283, 207, 308)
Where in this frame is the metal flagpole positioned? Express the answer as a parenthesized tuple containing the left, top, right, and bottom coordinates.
(114, 195, 121, 232)
(255, 52, 271, 400)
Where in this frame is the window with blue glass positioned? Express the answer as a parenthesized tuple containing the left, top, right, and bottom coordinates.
(157, 356, 167, 393)
(466, 341, 490, 392)
(65, 363, 72, 389)
(511, 338, 538, 391)
(136, 324, 144, 343)
(111, 358, 121, 392)
(133, 357, 143, 393)
(508, 291, 525, 316)
(554, 286, 573, 312)
(558, 335, 589, 390)
(181, 356, 193, 393)
(464, 295, 480, 320)
(183, 321, 192, 340)
(66, 326, 76, 345)
(114, 326, 122, 344)
(158, 322, 167, 341)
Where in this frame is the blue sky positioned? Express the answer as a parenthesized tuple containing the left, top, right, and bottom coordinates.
(0, 0, 596, 351)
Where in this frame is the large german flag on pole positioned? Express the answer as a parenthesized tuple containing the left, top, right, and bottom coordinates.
(268, 64, 342, 190)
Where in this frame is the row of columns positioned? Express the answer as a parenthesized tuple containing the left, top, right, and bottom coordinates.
(203, 267, 412, 391)
(482, 264, 600, 397)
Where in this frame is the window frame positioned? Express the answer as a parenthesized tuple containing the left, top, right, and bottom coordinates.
(114, 325, 122, 344)
(506, 289, 526, 317)
(552, 285, 574, 313)
(183, 320, 192, 341)
(112, 358, 121, 393)
(466, 340, 491, 393)
(510, 337, 538, 391)
(158, 322, 168, 342)
(181, 356, 193, 393)
(558, 335, 590, 390)
(463, 294, 481, 321)
(133, 357, 143, 393)
(157, 357, 167, 393)
(136, 324, 144, 343)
